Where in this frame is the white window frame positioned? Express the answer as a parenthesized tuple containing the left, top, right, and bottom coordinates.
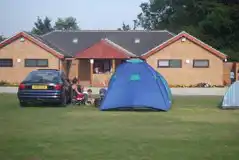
(193, 59, 209, 68)
(157, 59, 182, 68)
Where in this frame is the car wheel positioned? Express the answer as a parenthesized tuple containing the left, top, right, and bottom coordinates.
(60, 94, 67, 107)
(67, 90, 72, 104)
(19, 101, 27, 107)
(67, 98, 72, 104)
(71, 99, 77, 105)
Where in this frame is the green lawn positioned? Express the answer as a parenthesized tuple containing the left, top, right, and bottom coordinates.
(0, 94, 239, 160)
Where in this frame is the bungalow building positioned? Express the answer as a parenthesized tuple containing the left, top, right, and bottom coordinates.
(0, 30, 229, 87)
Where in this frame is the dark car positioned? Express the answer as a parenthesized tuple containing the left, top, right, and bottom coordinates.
(17, 69, 72, 107)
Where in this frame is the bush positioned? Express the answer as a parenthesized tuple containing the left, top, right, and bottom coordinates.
(195, 82, 211, 88)
(0, 81, 19, 87)
(0, 81, 8, 86)
(169, 83, 225, 88)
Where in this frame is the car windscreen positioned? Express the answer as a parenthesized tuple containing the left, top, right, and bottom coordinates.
(23, 71, 61, 83)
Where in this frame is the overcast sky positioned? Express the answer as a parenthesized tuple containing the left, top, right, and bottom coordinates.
(0, 0, 147, 37)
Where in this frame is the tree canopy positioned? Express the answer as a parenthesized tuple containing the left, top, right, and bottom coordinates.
(31, 16, 54, 35)
(117, 20, 139, 31)
(117, 22, 131, 31)
(31, 16, 80, 36)
(54, 17, 80, 31)
(136, 0, 239, 61)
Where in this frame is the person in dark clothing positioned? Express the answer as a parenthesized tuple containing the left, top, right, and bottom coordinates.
(72, 78, 85, 101)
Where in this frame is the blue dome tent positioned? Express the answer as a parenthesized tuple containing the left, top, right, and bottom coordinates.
(147, 63, 172, 101)
(100, 59, 172, 111)
(222, 81, 239, 109)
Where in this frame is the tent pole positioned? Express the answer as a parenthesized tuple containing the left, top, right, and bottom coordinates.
(112, 59, 116, 72)
(90, 59, 94, 86)
(236, 63, 238, 81)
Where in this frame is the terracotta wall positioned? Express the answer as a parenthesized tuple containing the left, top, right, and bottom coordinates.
(92, 73, 112, 87)
(78, 59, 91, 86)
(223, 62, 239, 85)
(68, 59, 78, 80)
(0, 37, 61, 83)
(146, 38, 224, 86)
(223, 62, 233, 85)
(236, 63, 239, 80)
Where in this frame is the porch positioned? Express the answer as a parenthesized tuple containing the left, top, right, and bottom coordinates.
(223, 62, 239, 85)
(77, 58, 125, 87)
(73, 38, 135, 87)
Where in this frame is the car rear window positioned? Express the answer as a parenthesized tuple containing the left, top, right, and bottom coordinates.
(23, 71, 61, 83)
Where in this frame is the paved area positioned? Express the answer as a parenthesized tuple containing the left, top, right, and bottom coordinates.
(171, 88, 227, 96)
(88, 87, 228, 96)
(0, 87, 227, 95)
(0, 87, 18, 94)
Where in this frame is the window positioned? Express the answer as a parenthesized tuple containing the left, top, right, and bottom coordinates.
(158, 60, 169, 67)
(23, 70, 61, 83)
(193, 60, 209, 68)
(158, 59, 182, 68)
(0, 59, 13, 67)
(25, 59, 48, 67)
(93, 60, 112, 74)
(130, 74, 140, 81)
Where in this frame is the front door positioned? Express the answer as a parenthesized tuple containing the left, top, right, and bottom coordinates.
(78, 59, 91, 86)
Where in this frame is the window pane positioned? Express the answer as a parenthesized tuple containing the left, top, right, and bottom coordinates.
(194, 60, 209, 67)
(24, 71, 60, 83)
(103, 60, 111, 71)
(170, 60, 181, 68)
(25, 59, 37, 67)
(158, 60, 169, 67)
(93, 60, 111, 73)
(0, 59, 13, 67)
(37, 60, 48, 67)
(25, 59, 48, 67)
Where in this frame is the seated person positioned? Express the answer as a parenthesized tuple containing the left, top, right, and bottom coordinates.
(86, 89, 94, 104)
(72, 78, 85, 100)
(99, 87, 107, 97)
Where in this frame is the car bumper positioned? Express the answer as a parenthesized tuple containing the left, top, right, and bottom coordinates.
(17, 90, 62, 103)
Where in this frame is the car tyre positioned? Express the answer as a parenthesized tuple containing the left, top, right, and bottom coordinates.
(60, 94, 67, 107)
(19, 101, 27, 107)
(67, 89, 72, 104)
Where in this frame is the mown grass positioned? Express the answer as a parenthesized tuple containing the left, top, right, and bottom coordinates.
(0, 94, 239, 160)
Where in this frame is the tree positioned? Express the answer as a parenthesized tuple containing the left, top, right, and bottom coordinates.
(0, 35, 6, 42)
(136, 0, 239, 61)
(54, 17, 80, 31)
(117, 21, 139, 31)
(117, 22, 131, 31)
(31, 16, 54, 35)
(133, 20, 140, 30)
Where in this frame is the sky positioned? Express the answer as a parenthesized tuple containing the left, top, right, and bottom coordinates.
(0, 0, 148, 37)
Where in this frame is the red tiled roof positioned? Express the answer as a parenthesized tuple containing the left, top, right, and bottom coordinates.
(75, 39, 132, 59)
(0, 32, 64, 59)
(142, 31, 227, 60)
